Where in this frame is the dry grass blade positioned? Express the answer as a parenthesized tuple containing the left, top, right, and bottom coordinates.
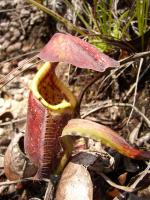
(97, 171, 136, 192)
(127, 58, 143, 125)
(82, 102, 150, 128)
(0, 177, 49, 186)
(44, 180, 54, 200)
(0, 50, 39, 66)
(130, 162, 150, 189)
(0, 56, 39, 89)
(119, 51, 150, 65)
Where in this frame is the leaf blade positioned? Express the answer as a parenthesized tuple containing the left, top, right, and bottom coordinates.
(61, 119, 150, 160)
(38, 33, 120, 72)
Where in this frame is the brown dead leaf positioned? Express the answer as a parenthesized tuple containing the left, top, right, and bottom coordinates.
(55, 162, 93, 200)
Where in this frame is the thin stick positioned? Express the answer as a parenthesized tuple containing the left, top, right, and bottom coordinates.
(119, 50, 150, 65)
(97, 63, 132, 96)
(127, 58, 143, 125)
(123, 63, 150, 100)
(0, 6, 31, 13)
(0, 58, 39, 89)
(0, 117, 26, 127)
(0, 55, 37, 83)
(0, 177, 49, 186)
(130, 162, 150, 189)
(98, 171, 136, 192)
(15, 12, 26, 35)
(77, 72, 106, 116)
(77, 47, 130, 110)
(0, 50, 39, 66)
(99, 169, 149, 193)
(27, 0, 86, 35)
(44, 180, 54, 200)
(81, 102, 150, 128)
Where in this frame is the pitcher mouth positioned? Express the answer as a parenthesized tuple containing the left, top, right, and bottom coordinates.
(30, 62, 76, 112)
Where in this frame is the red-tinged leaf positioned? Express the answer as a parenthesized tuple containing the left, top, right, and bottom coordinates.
(38, 33, 120, 72)
(61, 119, 150, 160)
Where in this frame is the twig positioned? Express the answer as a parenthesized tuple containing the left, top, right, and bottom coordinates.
(81, 102, 150, 128)
(98, 171, 136, 192)
(119, 50, 150, 65)
(137, 133, 150, 146)
(0, 117, 26, 127)
(127, 58, 143, 125)
(129, 121, 142, 144)
(0, 57, 39, 89)
(77, 71, 107, 116)
(98, 170, 150, 193)
(130, 162, 150, 189)
(27, 0, 86, 35)
(123, 63, 150, 100)
(0, 50, 39, 66)
(0, 178, 33, 186)
(16, 13, 26, 35)
(0, 177, 49, 186)
(81, 101, 115, 118)
(0, 55, 37, 79)
(97, 63, 132, 96)
(44, 180, 54, 200)
(0, 6, 31, 13)
(97, 54, 149, 98)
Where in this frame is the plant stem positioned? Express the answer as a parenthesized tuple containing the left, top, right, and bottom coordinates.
(26, 0, 86, 35)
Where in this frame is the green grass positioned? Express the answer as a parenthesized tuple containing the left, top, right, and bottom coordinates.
(27, 0, 149, 52)
(136, 0, 149, 49)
